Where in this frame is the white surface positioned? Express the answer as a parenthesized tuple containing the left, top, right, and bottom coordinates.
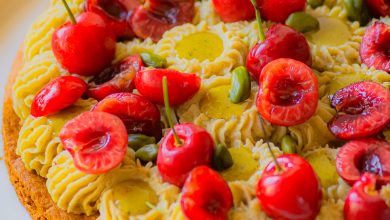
(0, 1, 50, 219)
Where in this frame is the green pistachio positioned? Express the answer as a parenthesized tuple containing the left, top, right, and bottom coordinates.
(135, 144, 159, 162)
(286, 12, 320, 33)
(213, 144, 234, 171)
(140, 52, 167, 68)
(229, 66, 251, 104)
(344, 0, 370, 25)
(308, 0, 324, 8)
(128, 134, 156, 151)
(281, 135, 298, 154)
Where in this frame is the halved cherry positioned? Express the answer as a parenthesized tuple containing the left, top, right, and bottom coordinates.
(256, 58, 318, 126)
(131, 0, 195, 42)
(93, 93, 162, 139)
(360, 22, 390, 73)
(246, 24, 312, 81)
(328, 81, 390, 139)
(87, 55, 143, 101)
(135, 69, 201, 106)
(157, 123, 215, 187)
(336, 138, 390, 186)
(59, 111, 128, 174)
(181, 166, 233, 220)
(31, 76, 87, 117)
(212, 0, 255, 22)
(257, 154, 322, 220)
(258, 0, 306, 22)
(366, 0, 390, 17)
(344, 173, 390, 220)
(86, 0, 140, 39)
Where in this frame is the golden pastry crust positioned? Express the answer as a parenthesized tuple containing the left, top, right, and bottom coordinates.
(2, 49, 97, 220)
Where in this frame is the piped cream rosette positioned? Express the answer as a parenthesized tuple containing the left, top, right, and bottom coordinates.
(155, 21, 248, 78)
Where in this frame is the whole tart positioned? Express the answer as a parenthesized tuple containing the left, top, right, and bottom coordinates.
(3, 0, 390, 220)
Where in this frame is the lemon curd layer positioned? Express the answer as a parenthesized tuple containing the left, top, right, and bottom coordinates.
(221, 147, 257, 181)
(306, 17, 351, 46)
(112, 181, 158, 215)
(176, 32, 224, 62)
(200, 85, 244, 120)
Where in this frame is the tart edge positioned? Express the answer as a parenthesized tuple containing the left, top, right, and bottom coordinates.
(2, 49, 97, 220)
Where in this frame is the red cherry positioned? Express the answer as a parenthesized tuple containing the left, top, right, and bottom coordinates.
(328, 81, 390, 140)
(87, 55, 144, 100)
(257, 154, 322, 220)
(181, 166, 233, 220)
(259, 0, 306, 22)
(157, 123, 215, 187)
(256, 58, 318, 126)
(31, 76, 87, 117)
(93, 93, 162, 140)
(246, 24, 311, 81)
(86, 0, 140, 39)
(344, 173, 390, 220)
(135, 69, 201, 106)
(366, 0, 390, 17)
(336, 139, 390, 186)
(59, 111, 128, 174)
(212, 0, 255, 22)
(52, 12, 116, 76)
(131, 0, 195, 42)
(360, 22, 390, 73)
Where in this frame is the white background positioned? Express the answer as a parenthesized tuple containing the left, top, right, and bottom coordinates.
(0, 1, 50, 219)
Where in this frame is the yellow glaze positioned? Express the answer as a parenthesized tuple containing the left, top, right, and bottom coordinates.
(176, 32, 224, 62)
(221, 147, 257, 181)
(306, 17, 351, 46)
(328, 73, 368, 94)
(200, 85, 244, 120)
(112, 181, 158, 215)
(306, 151, 338, 188)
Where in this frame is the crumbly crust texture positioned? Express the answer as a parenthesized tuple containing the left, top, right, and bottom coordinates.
(2, 50, 97, 220)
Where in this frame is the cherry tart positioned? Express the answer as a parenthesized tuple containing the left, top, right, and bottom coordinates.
(360, 22, 390, 73)
(256, 58, 318, 126)
(336, 138, 390, 186)
(328, 81, 390, 140)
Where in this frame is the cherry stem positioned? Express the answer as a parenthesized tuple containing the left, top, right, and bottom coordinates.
(259, 119, 283, 172)
(162, 76, 182, 146)
(250, 0, 266, 42)
(61, 0, 77, 24)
